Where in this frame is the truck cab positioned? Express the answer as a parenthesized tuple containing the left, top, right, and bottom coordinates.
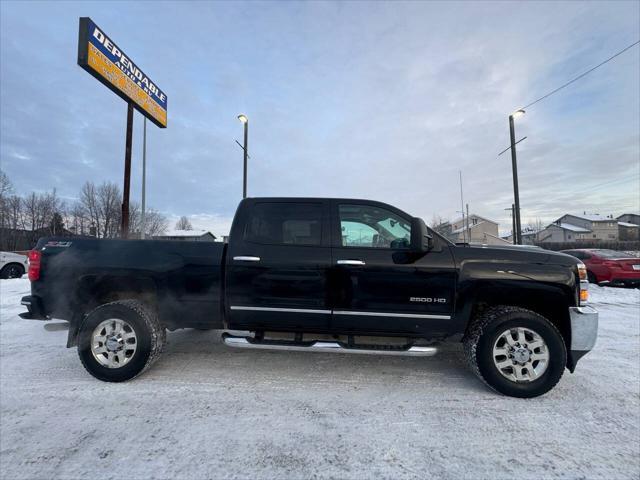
(225, 198, 456, 337)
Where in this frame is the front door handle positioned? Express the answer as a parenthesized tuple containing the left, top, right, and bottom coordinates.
(233, 256, 261, 262)
(337, 259, 366, 265)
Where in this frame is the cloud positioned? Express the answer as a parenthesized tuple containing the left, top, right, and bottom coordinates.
(1, 1, 638, 236)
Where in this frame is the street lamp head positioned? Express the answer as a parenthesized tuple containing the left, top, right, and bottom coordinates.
(237, 114, 248, 124)
(512, 109, 526, 118)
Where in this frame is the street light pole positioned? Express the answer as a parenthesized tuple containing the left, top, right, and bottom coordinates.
(509, 109, 525, 245)
(238, 114, 249, 199)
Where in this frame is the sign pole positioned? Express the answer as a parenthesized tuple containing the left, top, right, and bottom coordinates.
(121, 102, 134, 238)
(141, 117, 147, 239)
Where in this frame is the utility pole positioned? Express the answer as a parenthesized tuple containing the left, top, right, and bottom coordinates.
(511, 204, 516, 245)
(121, 102, 134, 238)
(466, 203, 470, 243)
(459, 171, 466, 244)
(140, 117, 147, 239)
(508, 109, 525, 245)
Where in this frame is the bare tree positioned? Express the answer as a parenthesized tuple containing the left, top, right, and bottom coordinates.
(129, 202, 168, 238)
(76, 181, 121, 238)
(175, 216, 193, 230)
(430, 214, 453, 240)
(79, 182, 100, 236)
(0, 170, 14, 229)
(98, 182, 121, 238)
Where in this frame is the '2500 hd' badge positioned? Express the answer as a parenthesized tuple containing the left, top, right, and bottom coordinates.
(410, 297, 447, 303)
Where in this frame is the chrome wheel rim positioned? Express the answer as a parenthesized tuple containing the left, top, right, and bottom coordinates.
(493, 327, 549, 382)
(91, 319, 137, 368)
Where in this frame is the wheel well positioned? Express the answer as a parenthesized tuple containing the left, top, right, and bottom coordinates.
(467, 286, 571, 349)
(2, 262, 25, 272)
(67, 276, 159, 348)
(76, 276, 158, 315)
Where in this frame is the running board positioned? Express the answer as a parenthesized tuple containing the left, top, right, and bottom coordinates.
(221, 333, 438, 357)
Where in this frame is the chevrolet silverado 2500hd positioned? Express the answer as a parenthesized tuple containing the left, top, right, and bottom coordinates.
(20, 197, 598, 397)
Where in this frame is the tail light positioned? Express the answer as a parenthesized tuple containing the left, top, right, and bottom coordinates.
(28, 250, 41, 281)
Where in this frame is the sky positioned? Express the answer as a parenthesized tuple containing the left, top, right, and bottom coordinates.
(1, 1, 639, 236)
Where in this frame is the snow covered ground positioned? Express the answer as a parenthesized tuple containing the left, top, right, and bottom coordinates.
(1, 277, 638, 479)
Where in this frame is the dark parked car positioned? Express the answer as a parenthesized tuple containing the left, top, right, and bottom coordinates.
(21, 197, 597, 398)
(560, 249, 640, 287)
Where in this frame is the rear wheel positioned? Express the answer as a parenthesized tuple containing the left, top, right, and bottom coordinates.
(0, 263, 24, 279)
(77, 300, 165, 382)
(464, 306, 566, 398)
(587, 271, 597, 283)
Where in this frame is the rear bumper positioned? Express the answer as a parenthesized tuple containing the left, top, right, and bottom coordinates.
(19, 295, 48, 320)
(600, 270, 640, 286)
(567, 305, 598, 372)
(611, 275, 640, 287)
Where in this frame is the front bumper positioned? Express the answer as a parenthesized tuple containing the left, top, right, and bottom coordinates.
(567, 305, 598, 372)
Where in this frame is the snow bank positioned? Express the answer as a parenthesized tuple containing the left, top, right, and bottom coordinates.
(589, 284, 640, 306)
(1, 277, 638, 479)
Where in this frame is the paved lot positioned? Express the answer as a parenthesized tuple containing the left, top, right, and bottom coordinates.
(1, 278, 639, 479)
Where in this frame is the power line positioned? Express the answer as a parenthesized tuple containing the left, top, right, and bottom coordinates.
(586, 176, 638, 191)
(520, 40, 640, 111)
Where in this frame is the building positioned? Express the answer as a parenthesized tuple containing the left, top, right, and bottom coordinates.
(449, 214, 510, 246)
(153, 229, 217, 242)
(536, 223, 590, 243)
(617, 213, 640, 241)
(617, 213, 640, 225)
(502, 226, 540, 245)
(538, 213, 621, 244)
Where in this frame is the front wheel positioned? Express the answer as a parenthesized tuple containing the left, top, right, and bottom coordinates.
(464, 306, 566, 398)
(77, 300, 165, 382)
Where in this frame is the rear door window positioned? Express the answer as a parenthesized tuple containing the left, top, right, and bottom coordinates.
(244, 202, 322, 246)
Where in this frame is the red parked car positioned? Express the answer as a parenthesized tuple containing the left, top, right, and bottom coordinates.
(560, 249, 640, 287)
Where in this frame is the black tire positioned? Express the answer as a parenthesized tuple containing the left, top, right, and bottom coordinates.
(0, 263, 24, 279)
(464, 306, 566, 398)
(587, 271, 597, 284)
(77, 300, 165, 382)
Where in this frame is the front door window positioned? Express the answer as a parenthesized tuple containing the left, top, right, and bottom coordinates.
(338, 204, 411, 249)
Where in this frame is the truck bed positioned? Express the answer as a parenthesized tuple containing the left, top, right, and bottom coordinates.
(27, 237, 226, 330)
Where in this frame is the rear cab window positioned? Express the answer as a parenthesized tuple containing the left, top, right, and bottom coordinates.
(244, 202, 323, 246)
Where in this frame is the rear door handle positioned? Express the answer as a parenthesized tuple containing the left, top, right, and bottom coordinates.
(337, 259, 366, 265)
(233, 256, 261, 262)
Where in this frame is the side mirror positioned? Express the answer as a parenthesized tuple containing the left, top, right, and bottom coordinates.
(410, 217, 433, 254)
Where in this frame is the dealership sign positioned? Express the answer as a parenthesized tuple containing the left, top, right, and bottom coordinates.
(77, 17, 167, 128)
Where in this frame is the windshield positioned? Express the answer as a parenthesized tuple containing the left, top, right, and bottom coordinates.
(593, 249, 630, 259)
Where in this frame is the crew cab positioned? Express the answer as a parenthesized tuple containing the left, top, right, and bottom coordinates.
(20, 198, 598, 398)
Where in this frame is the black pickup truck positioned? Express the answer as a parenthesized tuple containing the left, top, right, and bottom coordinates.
(21, 197, 598, 397)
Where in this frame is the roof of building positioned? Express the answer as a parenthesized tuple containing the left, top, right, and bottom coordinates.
(451, 221, 486, 235)
(156, 229, 216, 238)
(618, 221, 639, 228)
(450, 214, 498, 227)
(551, 223, 591, 233)
(561, 213, 613, 222)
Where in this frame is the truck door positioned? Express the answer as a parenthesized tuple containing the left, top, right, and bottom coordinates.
(330, 201, 456, 335)
(226, 200, 332, 331)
